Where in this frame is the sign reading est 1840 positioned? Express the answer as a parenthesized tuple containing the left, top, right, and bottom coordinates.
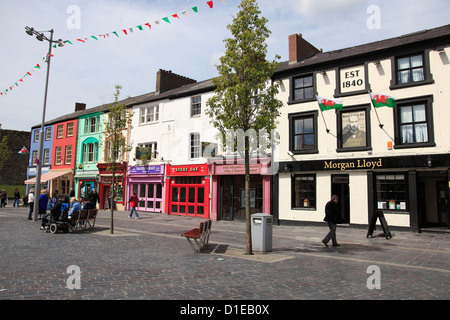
(340, 65, 366, 94)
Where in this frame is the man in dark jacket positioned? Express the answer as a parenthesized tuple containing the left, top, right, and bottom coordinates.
(322, 195, 340, 247)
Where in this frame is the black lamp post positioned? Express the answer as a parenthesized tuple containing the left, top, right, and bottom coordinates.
(25, 26, 64, 221)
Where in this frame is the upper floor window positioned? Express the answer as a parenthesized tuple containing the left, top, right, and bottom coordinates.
(337, 105, 372, 152)
(65, 145, 72, 165)
(390, 51, 433, 89)
(191, 96, 201, 117)
(67, 122, 74, 137)
(394, 95, 435, 148)
(292, 74, 314, 102)
(45, 128, 52, 141)
(288, 111, 318, 154)
(34, 130, 40, 143)
(136, 142, 158, 161)
(85, 116, 100, 134)
(140, 105, 159, 124)
(190, 133, 200, 159)
(57, 124, 64, 139)
(43, 149, 50, 165)
(55, 147, 62, 165)
(397, 54, 424, 84)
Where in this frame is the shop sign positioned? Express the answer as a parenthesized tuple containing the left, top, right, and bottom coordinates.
(215, 164, 261, 175)
(130, 165, 163, 175)
(323, 158, 383, 171)
(167, 164, 209, 176)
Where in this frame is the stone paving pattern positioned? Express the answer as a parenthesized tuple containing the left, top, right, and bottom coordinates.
(0, 207, 449, 302)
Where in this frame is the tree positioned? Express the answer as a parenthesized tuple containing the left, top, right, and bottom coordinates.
(206, 0, 283, 255)
(103, 85, 133, 234)
(0, 135, 10, 170)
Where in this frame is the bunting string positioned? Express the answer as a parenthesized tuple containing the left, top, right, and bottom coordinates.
(1, 0, 226, 96)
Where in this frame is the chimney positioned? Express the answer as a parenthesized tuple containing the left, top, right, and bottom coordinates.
(75, 102, 86, 112)
(156, 69, 197, 94)
(289, 33, 321, 64)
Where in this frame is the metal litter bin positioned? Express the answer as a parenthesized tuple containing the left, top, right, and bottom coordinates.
(251, 213, 273, 252)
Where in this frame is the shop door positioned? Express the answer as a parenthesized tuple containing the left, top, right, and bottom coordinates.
(220, 176, 234, 220)
(170, 177, 206, 217)
(331, 175, 350, 224)
(436, 181, 449, 228)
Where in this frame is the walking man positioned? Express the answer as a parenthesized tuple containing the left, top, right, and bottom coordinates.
(322, 195, 341, 247)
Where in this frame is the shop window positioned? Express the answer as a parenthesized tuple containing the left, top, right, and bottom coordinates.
(376, 174, 407, 211)
(288, 111, 318, 154)
(394, 96, 435, 149)
(292, 174, 316, 209)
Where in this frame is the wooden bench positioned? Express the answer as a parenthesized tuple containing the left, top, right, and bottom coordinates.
(181, 220, 212, 253)
(70, 209, 98, 231)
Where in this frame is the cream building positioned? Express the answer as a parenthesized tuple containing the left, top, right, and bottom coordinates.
(273, 25, 450, 232)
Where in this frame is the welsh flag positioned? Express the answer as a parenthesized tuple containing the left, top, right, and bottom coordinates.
(18, 146, 29, 155)
(316, 96, 343, 111)
(370, 92, 396, 108)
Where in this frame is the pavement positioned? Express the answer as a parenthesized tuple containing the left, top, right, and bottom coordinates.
(0, 207, 449, 306)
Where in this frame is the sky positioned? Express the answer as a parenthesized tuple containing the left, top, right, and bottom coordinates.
(1, 0, 449, 132)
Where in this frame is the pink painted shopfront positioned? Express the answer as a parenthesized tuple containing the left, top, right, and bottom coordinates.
(209, 159, 272, 221)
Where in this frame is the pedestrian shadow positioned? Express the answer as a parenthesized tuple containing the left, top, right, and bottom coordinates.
(272, 241, 392, 256)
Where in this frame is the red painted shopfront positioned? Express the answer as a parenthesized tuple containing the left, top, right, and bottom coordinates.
(164, 164, 210, 218)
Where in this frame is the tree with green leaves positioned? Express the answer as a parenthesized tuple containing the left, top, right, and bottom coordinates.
(0, 135, 10, 170)
(103, 85, 133, 234)
(206, 0, 283, 255)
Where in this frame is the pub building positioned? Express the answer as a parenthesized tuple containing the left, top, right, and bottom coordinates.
(164, 164, 211, 219)
(273, 25, 450, 232)
(209, 157, 273, 221)
(126, 164, 165, 213)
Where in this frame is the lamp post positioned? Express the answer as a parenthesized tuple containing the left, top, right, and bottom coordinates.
(25, 27, 64, 221)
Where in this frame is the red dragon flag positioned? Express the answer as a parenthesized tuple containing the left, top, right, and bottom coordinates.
(316, 96, 344, 111)
(370, 92, 396, 108)
(18, 146, 29, 155)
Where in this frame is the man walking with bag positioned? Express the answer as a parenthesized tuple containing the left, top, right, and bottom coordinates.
(322, 195, 341, 247)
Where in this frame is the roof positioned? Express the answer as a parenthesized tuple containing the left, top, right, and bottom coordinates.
(34, 24, 450, 129)
(275, 24, 450, 77)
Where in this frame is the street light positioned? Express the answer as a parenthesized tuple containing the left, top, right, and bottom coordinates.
(25, 26, 64, 221)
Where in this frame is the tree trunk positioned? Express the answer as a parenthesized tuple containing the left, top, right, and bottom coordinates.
(245, 136, 253, 255)
(110, 166, 115, 234)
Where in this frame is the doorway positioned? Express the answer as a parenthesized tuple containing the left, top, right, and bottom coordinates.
(331, 174, 350, 224)
(418, 171, 449, 229)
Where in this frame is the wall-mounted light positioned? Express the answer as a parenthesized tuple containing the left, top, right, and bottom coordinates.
(373, 60, 381, 66)
(320, 70, 327, 76)
(426, 156, 432, 168)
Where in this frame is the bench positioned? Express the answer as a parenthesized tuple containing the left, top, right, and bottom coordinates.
(181, 220, 212, 253)
(70, 209, 98, 231)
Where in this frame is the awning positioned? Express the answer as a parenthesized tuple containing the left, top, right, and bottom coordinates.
(25, 170, 72, 185)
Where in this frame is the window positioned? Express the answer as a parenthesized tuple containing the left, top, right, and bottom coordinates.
(67, 122, 74, 137)
(43, 149, 50, 165)
(290, 74, 315, 103)
(57, 125, 64, 139)
(82, 143, 98, 163)
(191, 96, 201, 117)
(397, 54, 424, 84)
(376, 174, 407, 211)
(45, 128, 52, 141)
(390, 52, 433, 89)
(139, 105, 159, 124)
(65, 146, 72, 165)
(394, 96, 435, 148)
(292, 174, 316, 209)
(288, 111, 318, 154)
(136, 142, 158, 161)
(55, 147, 62, 165)
(190, 133, 200, 159)
(31, 151, 38, 166)
(85, 116, 100, 134)
(337, 105, 371, 152)
(34, 130, 40, 143)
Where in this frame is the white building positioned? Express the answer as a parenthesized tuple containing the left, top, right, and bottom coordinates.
(273, 25, 450, 232)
